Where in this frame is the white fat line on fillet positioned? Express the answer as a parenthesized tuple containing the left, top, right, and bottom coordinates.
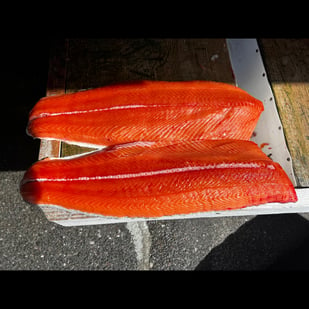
(36, 105, 159, 118)
(30, 163, 275, 183)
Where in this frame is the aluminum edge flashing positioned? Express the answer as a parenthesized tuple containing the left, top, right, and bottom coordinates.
(226, 38, 297, 186)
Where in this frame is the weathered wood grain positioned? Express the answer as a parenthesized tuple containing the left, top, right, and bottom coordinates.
(260, 39, 309, 187)
(45, 39, 309, 188)
(61, 39, 234, 157)
(65, 39, 234, 90)
(38, 39, 309, 225)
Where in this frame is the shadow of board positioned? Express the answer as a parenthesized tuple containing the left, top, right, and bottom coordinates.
(258, 39, 309, 83)
(195, 214, 309, 271)
(0, 39, 50, 171)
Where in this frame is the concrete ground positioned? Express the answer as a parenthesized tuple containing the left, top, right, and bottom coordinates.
(1, 39, 309, 270)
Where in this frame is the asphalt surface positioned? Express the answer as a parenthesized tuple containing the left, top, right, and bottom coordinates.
(2, 39, 309, 270)
(3, 171, 309, 270)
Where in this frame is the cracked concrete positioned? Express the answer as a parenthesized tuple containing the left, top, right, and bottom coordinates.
(126, 221, 152, 270)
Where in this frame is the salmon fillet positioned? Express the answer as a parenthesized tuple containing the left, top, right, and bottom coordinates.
(27, 81, 264, 147)
(20, 140, 297, 218)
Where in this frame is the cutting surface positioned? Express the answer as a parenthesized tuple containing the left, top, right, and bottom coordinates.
(60, 38, 235, 157)
(39, 39, 308, 225)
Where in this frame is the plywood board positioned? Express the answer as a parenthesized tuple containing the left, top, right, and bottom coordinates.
(36, 39, 308, 226)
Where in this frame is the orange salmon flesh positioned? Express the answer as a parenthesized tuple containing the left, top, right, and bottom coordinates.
(27, 81, 264, 147)
(20, 140, 297, 218)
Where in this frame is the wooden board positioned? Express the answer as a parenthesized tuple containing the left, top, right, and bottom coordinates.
(61, 38, 234, 157)
(65, 39, 234, 88)
(38, 39, 67, 160)
(259, 39, 309, 187)
(36, 39, 309, 226)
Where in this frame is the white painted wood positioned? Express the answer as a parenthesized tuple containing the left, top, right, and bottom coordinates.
(40, 188, 309, 226)
(226, 38, 297, 186)
(38, 140, 60, 160)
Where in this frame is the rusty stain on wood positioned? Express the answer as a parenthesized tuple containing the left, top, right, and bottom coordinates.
(38, 140, 61, 160)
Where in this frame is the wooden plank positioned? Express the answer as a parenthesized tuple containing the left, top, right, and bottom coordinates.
(60, 39, 234, 158)
(65, 38, 234, 90)
(38, 39, 68, 160)
(259, 39, 309, 187)
(38, 39, 309, 226)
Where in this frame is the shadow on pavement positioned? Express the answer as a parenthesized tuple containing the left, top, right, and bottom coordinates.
(195, 214, 309, 270)
(0, 39, 50, 171)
